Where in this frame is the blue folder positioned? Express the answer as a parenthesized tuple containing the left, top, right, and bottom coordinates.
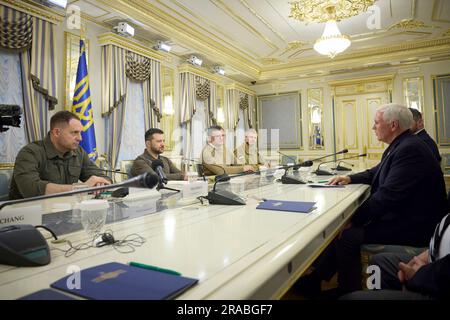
(18, 289, 77, 300)
(256, 200, 316, 213)
(50, 262, 198, 300)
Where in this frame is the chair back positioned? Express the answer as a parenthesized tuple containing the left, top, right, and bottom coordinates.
(0, 164, 14, 201)
(119, 160, 134, 181)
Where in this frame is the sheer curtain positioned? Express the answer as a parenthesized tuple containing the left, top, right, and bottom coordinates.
(116, 81, 146, 168)
(0, 50, 27, 163)
(190, 100, 206, 161)
(235, 108, 245, 148)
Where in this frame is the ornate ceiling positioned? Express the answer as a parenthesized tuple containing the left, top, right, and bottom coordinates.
(68, 0, 450, 84)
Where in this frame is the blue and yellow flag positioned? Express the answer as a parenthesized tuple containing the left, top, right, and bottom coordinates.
(72, 39, 97, 161)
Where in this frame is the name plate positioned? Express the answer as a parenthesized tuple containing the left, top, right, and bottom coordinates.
(0, 205, 43, 227)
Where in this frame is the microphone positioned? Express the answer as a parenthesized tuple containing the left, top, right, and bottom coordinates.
(334, 161, 353, 171)
(151, 159, 168, 185)
(314, 151, 364, 175)
(310, 149, 348, 176)
(98, 168, 130, 177)
(207, 169, 259, 205)
(333, 153, 367, 171)
(0, 173, 159, 211)
(314, 160, 337, 176)
(279, 149, 348, 180)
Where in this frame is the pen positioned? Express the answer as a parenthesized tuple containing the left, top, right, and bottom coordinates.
(129, 261, 182, 276)
(317, 180, 329, 183)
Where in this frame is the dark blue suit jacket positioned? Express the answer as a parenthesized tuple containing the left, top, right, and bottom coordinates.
(349, 130, 447, 246)
(417, 129, 441, 163)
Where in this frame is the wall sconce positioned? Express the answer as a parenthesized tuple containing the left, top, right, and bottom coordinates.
(217, 107, 225, 123)
(154, 41, 171, 53)
(311, 106, 322, 124)
(163, 95, 174, 115)
(187, 55, 203, 66)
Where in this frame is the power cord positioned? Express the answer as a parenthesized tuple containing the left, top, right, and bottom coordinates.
(51, 229, 146, 257)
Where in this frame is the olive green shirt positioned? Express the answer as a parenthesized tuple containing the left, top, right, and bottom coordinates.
(9, 134, 110, 200)
(234, 143, 265, 168)
(201, 143, 245, 175)
(130, 149, 183, 180)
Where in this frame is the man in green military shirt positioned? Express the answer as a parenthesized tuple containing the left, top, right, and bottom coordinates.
(9, 111, 111, 199)
(130, 128, 185, 180)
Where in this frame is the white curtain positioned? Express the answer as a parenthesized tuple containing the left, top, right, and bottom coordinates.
(236, 108, 245, 148)
(0, 50, 27, 163)
(190, 100, 206, 161)
(116, 80, 146, 168)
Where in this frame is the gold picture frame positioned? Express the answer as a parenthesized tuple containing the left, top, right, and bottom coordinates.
(64, 32, 89, 110)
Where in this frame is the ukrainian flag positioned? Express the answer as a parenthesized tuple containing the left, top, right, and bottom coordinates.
(72, 39, 97, 160)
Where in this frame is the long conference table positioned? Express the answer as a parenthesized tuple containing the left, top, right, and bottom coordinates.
(0, 173, 370, 300)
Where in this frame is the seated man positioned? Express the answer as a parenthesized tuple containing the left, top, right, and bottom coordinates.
(201, 125, 254, 175)
(131, 128, 184, 180)
(342, 212, 450, 300)
(295, 103, 448, 297)
(409, 107, 441, 163)
(234, 129, 265, 169)
(9, 111, 111, 199)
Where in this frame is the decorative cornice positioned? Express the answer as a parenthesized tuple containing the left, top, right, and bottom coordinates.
(388, 19, 437, 30)
(178, 64, 223, 83)
(443, 28, 450, 37)
(260, 37, 450, 79)
(0, 0, 64, 24)
(94, 0, 260, 79)
(225, 83, 255, 96)
(328, 74, 395, 87)
(97, 32, 165, 61)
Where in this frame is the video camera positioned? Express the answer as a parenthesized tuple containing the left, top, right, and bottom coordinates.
(0, 104, 22, 132)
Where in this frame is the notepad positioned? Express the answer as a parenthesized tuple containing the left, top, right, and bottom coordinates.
(50, 262, 198, 300)
(256, 200, 316, 213)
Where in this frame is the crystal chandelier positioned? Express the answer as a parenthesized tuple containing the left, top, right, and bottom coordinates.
(313, 5, 351, 58)
(290, 0, 375, 58)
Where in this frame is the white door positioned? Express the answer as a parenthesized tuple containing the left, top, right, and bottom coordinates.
(335, 92, 389, 166)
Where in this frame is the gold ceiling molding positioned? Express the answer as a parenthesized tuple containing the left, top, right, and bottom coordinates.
(225, 83, 255, 96)
(260, 37, 450, 78)
(289, 0, 375, 23)
(94, 0, 260, 79)
(97, 32, 165, 62)
(239, 0, 286, 43)
(388, 19, 438, 31)
(210, 0, 278, 50)
(431, 0, 450, 23)
(443, 28, 450, 37)
(280, 40, 308, 56)
(328, 74, 395, 87)
(260, 58, 281, 65)
(161, 0, 261, 60)
(0, 0, 64, 24)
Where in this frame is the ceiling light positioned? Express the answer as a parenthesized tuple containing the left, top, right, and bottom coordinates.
(114, 22, 134, 37)
(154, 41, 171, 53)
(313, 6, 351, 58)
(188, 55, 203, 66)
(213, 66, 225, 76)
